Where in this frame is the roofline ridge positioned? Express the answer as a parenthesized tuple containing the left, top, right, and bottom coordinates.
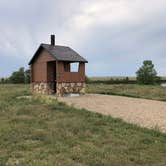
(41, 43, 69, 48)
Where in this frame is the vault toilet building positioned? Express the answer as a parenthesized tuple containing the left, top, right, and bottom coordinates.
(29, 35, 88, 96)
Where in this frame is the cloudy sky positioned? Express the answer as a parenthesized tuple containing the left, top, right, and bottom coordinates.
(0, 0, 166, 77)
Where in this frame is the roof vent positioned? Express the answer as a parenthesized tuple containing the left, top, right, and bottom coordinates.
(51, 35, 55, 45)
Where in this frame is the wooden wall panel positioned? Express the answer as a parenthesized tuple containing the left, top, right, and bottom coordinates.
(31, 50, 55, 82)
(32, 63, 46, 82)
(31, 48, 86, 83)
(56, 62, 85, 83)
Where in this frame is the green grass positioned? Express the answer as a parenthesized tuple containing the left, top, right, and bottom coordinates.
(90, 76, 137, 81)
(86, 84, 166, 101)
(1, 84, 166, 165)
(89, 76, 166, 81)
(87, 76, 166, 85)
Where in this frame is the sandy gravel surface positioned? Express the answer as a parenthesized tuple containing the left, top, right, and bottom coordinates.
(58, 94, 166, 132)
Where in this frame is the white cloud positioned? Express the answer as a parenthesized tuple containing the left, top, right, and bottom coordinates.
(0, 0, 166, 76)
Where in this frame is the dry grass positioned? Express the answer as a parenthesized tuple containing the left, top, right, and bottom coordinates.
(90, 76, 136, 81)
(89, 76, 166, 81)
(0, 84, 166, 165)
(86, 84, 166, 101)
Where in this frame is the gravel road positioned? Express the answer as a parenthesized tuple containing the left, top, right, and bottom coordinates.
(58, 94, 166, 132)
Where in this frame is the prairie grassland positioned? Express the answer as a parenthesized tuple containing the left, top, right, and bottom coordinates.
(86, 84, 166, 101)
(90, 76, 136, 81)
(89, 76, 166, 81)
(0, 84, 166, 165)
(87, 76, 166, 85)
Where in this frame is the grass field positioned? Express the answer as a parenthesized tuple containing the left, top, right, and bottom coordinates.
(89, 76, 166, 81)
(87, 76, 166, 85)
(90, 76, 136, 81)
(86, 84, 166, 101)
(1, 84, 166, 165)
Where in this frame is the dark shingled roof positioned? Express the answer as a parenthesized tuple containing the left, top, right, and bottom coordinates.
(29, 43, 88, 65)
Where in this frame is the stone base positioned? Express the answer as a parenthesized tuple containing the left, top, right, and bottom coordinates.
(31, 82, 85, 96)
(31, 82, 53, 95)
(56, 82, 85, 97)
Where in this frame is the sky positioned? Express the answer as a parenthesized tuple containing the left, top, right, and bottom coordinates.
(0, 0, 166, 77)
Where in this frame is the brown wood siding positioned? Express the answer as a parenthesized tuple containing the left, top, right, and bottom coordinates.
(56, 62, 85, 83)
(30, 48, 86, 84)
(31, 50, 55, 82)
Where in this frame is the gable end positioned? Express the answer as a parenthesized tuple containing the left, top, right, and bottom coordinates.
(28, 45, 56, 65)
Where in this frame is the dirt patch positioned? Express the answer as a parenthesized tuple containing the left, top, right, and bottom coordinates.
(58, 94, 166, 132)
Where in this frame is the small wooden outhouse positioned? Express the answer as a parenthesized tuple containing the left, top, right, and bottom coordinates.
(28, 35, 88, 96)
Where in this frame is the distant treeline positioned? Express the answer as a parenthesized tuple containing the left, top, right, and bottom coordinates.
(0, 67, 30, 84)
(86, 76, 166, 85)
(86, 60, 165, 85)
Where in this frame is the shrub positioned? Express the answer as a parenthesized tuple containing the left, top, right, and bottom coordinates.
(136, 60, 159, 85)
(7, 67, 30, 84)
(85, 75, 90, 83)
(9, 67, 25, 84)
(24, 69, 30, 84)
(0, 78, 10, 84)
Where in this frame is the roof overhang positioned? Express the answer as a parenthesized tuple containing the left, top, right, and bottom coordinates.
(28, 44, 88, 65)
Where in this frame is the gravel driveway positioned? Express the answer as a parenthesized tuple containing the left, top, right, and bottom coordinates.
(58, 94, 166, 132)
